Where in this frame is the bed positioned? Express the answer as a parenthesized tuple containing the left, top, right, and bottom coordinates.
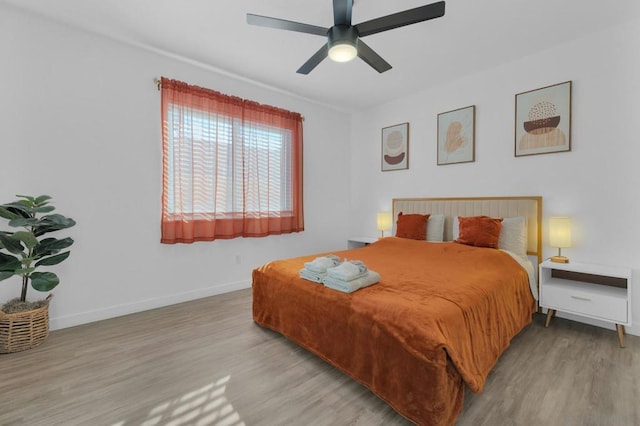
(252, 196, 542, 425)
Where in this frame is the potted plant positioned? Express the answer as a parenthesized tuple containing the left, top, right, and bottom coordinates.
(0, 195, 75, 353)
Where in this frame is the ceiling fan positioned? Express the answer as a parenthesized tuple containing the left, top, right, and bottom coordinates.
(247, 0, 445, 74)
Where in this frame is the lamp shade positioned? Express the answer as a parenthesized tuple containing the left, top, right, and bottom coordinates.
(329, 43, 357, 62)
(549, 217, 571, 248)
(377, 211, 393, 232)
(327, 25, 358, 63)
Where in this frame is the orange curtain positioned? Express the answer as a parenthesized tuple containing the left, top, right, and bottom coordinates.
(160, 77, 304, 244)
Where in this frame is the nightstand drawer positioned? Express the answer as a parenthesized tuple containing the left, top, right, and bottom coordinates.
(542, 283, 627, 323)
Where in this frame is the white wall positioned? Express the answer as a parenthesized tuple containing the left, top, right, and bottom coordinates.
(0, 4, 351, 329)
(349, 20, 640, 335)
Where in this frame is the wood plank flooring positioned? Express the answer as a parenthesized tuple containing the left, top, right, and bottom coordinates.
(1, 289, 638, 426)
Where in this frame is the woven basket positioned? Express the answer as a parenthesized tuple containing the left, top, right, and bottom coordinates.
(0, 294, 52, 354)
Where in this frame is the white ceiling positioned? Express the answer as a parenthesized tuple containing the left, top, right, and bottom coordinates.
(4, 0, 640, 111)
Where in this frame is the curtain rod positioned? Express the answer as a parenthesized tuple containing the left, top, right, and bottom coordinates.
(153, 77, 304, 120)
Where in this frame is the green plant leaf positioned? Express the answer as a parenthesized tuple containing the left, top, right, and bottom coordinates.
(8, 217, 38, 227)
(1, 202, 33, 218)
(44, 214, 73, 225)
(0, 231, 12, 246)
(12, 231, 38, 249)
(33, 205, 56, 213)
(35, 251, 70, 267)
(16, 199, 35, 208)
(34, 195, 52, 205)
(16, 195, 36, 203)
(30, 272, 60, 292)
(33, 214, 76, 237)
(0, 206, 19, 220)
(0, 234, 25, 254)
(0, 252, 21, 272)
(0, 271, 14, 281)
(33, 237, 74, 258)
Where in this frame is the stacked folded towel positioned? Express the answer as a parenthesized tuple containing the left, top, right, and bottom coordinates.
(323, 270, 381, 293)
(299, 254, 341, 283)
(321, 260, 380, 293)
(304, 255, 341, 273)
(299, 268, 324, 283)
(326, 260, 368, 281)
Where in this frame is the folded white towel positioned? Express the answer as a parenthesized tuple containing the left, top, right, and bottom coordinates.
(304, 255, 341, 274)
(323, 271, 380, 293)
(326, 260, 368, 281)
(299, 268, 325, 284)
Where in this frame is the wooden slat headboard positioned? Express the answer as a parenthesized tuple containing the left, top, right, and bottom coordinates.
(392, 196, 542, 265)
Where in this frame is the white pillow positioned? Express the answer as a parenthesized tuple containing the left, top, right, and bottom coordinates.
(498, 216, 527, 258)
(426, 214, 445, 242)
(452, 216, 460, 240)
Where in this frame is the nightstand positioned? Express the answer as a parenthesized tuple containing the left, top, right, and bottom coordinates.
(347, 237, 378, 249)
(539, 260, 632, 347)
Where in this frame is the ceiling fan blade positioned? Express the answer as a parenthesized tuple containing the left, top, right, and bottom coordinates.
(356, 40, 392, 73)
(333, 0, 353, 26)
(354, 1, 445, 37)
(297, 44, 329, 74)
(247, 14, 328, 37)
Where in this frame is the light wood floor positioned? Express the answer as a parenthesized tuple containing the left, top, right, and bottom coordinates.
(1, 289, 638, 426)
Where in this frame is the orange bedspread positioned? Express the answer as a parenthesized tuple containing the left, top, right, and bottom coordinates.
(252, 237, 535, 425)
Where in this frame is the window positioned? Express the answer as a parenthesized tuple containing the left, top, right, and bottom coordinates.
(160, 78, 304, 243)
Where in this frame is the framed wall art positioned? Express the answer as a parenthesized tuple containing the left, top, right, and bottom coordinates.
(381, 122, 409, 171)
(515, 81, 571, 157)
(437, 105, 475, 165)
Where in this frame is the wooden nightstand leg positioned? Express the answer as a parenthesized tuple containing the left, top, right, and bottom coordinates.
(545, 309, 556, 328)
(616, 324, 625, 348)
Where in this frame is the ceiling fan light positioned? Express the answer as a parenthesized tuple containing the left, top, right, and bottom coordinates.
(328, 43, 357, 62)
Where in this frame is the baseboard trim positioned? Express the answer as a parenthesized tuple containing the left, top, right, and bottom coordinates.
(49, 280, 252, 331)
(49, 290, 640, 337)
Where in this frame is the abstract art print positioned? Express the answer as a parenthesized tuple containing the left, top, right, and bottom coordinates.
(515, 81, 571, 157)
(381, 123, 409, 171)
(437, 105, 475, 165)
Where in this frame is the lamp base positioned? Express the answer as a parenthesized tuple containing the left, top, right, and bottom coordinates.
(550, 255, 569, 263)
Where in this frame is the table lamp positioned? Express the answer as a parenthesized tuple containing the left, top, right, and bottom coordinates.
(549, 216, 571, 263)
(377, 211, 392, 238)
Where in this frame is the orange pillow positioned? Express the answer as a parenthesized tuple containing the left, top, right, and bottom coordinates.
(455, 216, 503, 248)
(395, 212, 430, 240)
